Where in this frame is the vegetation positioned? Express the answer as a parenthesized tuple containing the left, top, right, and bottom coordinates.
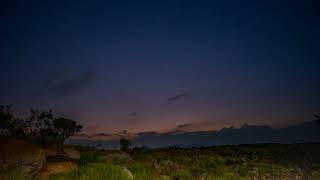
(54, 117, 82, 153)
(0, 105, 27, 137)
(2, 106, 320, 179)
(49, 163, 132, 180)
(120, 137, 131, 152)
(0, 105, 82, 152)
(47, 143, 320, 180)
(78, 151, 103, 166)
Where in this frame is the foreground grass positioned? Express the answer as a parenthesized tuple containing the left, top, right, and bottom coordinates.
(129, 162, 162, 180)
(2, 144, 320, 179)
(49, 163, 132, 180)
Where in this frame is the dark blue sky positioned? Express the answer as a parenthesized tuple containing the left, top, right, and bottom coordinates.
(1, 0, 319, 134)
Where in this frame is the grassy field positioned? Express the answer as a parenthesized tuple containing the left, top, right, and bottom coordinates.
(50, 143, 320, 180)
(1, 143, 320, 179)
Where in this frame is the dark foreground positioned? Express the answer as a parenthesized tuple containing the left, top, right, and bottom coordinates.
(1, 140, 320, 179)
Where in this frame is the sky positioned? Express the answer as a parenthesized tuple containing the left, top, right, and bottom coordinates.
(1, 0, 319, 134)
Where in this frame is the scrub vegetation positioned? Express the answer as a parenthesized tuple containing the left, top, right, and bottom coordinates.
(1, 106, 320, 179)
(49, 143, 320, 180)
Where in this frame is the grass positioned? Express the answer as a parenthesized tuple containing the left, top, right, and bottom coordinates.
(174, 169, 193, 180)
(78, 151, 103, 166)
(49, 163, 132, 180)
(128, 162, 161, 180)
(3, 143, 320, 179)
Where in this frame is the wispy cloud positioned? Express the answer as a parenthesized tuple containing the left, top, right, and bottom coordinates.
(168, 93, 189, 102)
(46, 69, 96, 96)
(176, 123, 193, 129)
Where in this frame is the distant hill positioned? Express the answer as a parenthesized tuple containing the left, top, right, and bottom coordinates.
(69, 120, 320, 149)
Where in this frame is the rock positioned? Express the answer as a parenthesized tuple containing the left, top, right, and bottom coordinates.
(20, 149, 46, 177)
(64, 146, 80, 160)
(0, 137, 46, 178)
(45, 146, 80, 162)
(122, 167, 134, 179)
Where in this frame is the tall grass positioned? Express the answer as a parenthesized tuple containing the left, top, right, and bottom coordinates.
(50, 163, 132, 180)
(129, 162, 161, 180)
(78, 151, 103, 166)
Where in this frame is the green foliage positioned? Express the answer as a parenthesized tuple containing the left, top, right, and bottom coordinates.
(201, 156, 226, 174)
(3, 143, 320, 179)
(129, 162, 159, 180)
(174, 169, 193, 180)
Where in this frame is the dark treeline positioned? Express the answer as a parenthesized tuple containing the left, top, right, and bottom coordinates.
(0, 105, 82, 153)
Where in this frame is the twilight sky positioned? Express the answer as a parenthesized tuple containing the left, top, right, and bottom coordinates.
(1, 0, 319, 134)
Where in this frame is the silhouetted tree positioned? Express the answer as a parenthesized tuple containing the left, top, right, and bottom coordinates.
(120, 137, 131, 152)
(53, 117, 82, 153)
(28, 109, 55, 145)
(0, 105, 27, 137)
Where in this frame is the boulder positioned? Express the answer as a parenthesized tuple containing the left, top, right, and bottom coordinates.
(45, 146, 80, 162)
(0, 137, 46, 178)
(122, 167, 134, 179)
(64, 146, 80, 160)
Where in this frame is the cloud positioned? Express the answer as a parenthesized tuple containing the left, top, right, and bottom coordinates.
(92, 133, 112, 137)
(46, 69, 96, 96)
(136, 131, 158, 136)
(174, 122, 217, 132)
(70, 120, 320, 148)
(167, 93, 189, 102)
(176, 123, 192, 129)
